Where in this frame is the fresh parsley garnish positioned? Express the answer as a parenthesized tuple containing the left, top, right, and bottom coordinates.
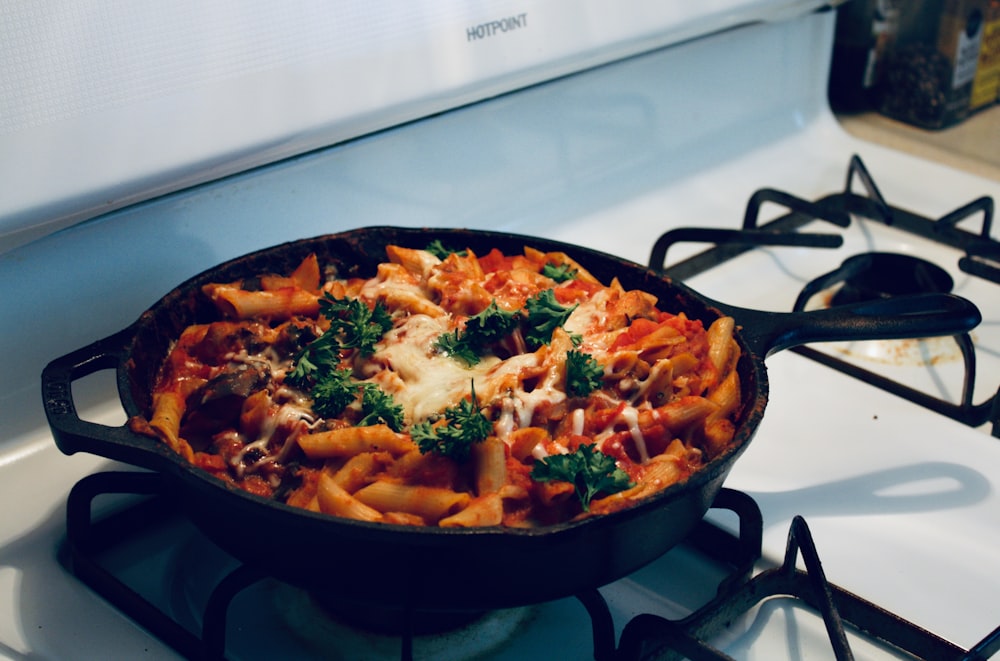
(531, 444, 633, 511)
(426, 240, 468, 259)
(319, 294, 393, 357)
(565, 350, 603, 397)
(293, 366, 403, 431)
(465, 300, 519, 344)
(288, 327, 339, 383)
(357, 382, 405, 431)
(434, 329, 483, 367)
(434, 300, 519, 366)
(308, 367, 358, 418)
(435, 291, 577, 364)
(411, 385, 492, 461)
(289, 294, 391, 392)
(286, 294, 399, 428)
(523, 289, 577, 348)
(542, 262, 577, 283)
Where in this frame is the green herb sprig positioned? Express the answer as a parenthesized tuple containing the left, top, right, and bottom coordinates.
(433, 330, 482, 367)
(565, 349, 603, 397)
(288, 327, 338, 384)
(523, 289, 577, 348)
(425, 240, 468, 259)
(530, 444, 633, 510)
(307, 367, 358, 418)
(287, 294, 401, 430)
(435, 289, 578, 367)
(433, 300, 519, 366)
(411, 385, 492, 461)
(291, 366, 403, 431)
(542, 262, 578, 283)
(357, 382, 405, 430)
(320, 294, 393, 357)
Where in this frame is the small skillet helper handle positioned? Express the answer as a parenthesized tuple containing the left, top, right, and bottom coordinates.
(42, 328, 170, 471)
(719, 293, 982, 359)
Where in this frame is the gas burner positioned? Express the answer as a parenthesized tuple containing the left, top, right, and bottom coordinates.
(160, 505, 538, 659)
(618, 511, 1000, 661)
(651, 155, 1000, 437)
(274, 588, 535, 661)
(823, 252, 954, 306)
(793, 252, 965, 368)
(62, 472, 1000, 660)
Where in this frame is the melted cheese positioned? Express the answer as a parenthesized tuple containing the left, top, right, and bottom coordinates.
(512, 378, 565, 429)
(564, 294, 605, 335)
(229, 346, 291, 379)
(232, 402, 308, 474)
(369, 310, 576, 453)
(372, 314, 500, 422)
(570, 407, 585, 435)
(618, 405, 650, 463)
(495, 403, 516, 440)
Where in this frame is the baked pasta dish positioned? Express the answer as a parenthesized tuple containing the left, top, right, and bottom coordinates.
(130, 241, 742, 528)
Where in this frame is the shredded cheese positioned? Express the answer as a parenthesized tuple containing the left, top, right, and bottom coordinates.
(371, 314, 500, 422)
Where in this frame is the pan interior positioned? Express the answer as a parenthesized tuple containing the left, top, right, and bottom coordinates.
(122, 226, 767, 542)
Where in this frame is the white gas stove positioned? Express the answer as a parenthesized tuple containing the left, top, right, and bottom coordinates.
(2, 3, 1000, 660)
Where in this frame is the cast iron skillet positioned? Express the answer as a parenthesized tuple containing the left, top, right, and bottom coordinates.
(42, 227, 981, 612)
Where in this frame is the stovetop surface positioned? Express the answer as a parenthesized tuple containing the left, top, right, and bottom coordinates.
(3, 10, 1000, 660)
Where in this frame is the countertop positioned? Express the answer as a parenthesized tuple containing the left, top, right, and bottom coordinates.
(838, 104, 1000, 184)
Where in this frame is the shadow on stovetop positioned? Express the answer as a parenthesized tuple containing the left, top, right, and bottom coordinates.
(743, 461, 990, 522)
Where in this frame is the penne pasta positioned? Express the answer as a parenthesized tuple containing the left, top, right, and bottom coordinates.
(708, 369, 741, 421)
(149, 390, 185, 447)
(508, 427, 548, 462)
(706, 316, 736, 374)
(472, 436, 507, 495)
(289, 252, 321, 291)
(137, 246, 744, 528)
(297, 425, 415, 460)
(203, 284, 320, 320)
(316, 472, 383, 522)
(329, 452, 392, 492)
(651, 396, 719, 433)
(353, 481, 471, 522)
(386, 245, 441, 279)
(535, 479, 576, 508)
(439, 494, 504, 527)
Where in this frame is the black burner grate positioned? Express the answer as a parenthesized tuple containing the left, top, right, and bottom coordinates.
(62, 471, 1000, 660)
(650, 155, 1000, 437)
(615, 505, 1000, 660)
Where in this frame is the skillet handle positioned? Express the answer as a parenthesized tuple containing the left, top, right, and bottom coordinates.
(42, 329, 173, 471)
(722, 293, 982, 358)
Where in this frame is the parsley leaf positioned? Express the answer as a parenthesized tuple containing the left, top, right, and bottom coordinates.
(412, 385, 491, 461)
(357, 382, 405, 431)
(464, 300, 519, 344)
(425, 240, 468, 259)
(523, 289, 577, 348)
(320, 294, 393, 357)
(288, 350, 319, 383)
(309, 367, 358, 418)
(434, 300, 519, 366)
(288, 329, 339, 384)
(542, 262, 578, 283)
(286, 295, 399, 426)
(297, 366, 403, 431)
(565, 349, 603, 397)
(530, 444, 633, 511)
(434, 329, 482, 367)
(288, 294, 391, 387)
